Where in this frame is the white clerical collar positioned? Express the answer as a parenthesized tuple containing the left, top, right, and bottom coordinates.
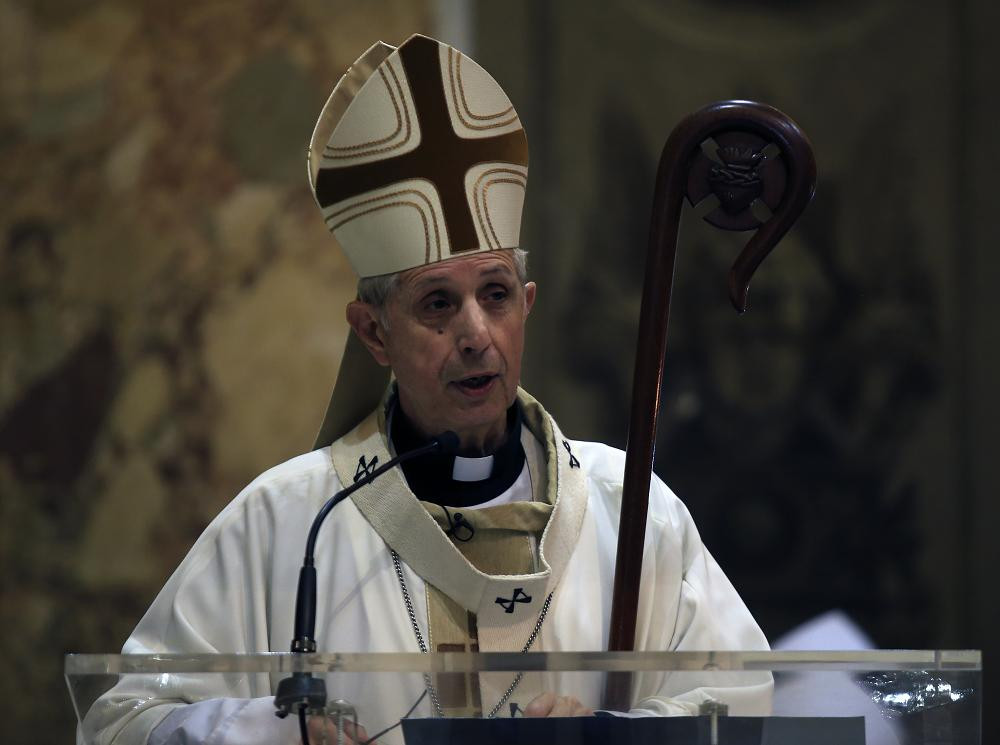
(452, 454, 494, 482)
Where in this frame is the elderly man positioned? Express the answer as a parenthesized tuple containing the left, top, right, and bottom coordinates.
(87, 34, 769, 745)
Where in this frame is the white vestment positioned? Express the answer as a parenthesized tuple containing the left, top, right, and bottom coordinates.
(82, 391, 770, 745)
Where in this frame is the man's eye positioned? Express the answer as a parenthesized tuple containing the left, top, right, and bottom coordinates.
(424, 297, 450, 312)
(485, 288, 509, 303)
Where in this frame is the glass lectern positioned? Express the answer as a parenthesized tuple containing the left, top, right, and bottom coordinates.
(66, 650, 980, 744)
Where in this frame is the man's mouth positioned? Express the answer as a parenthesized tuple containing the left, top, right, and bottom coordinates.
(456, 374, 496, 391)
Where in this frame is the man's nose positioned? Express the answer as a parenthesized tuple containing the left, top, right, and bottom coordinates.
(455, 302, 491, 354)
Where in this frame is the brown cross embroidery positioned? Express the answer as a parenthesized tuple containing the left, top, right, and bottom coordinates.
(314, 35, 528, 255)
(435, 611, 482, 712)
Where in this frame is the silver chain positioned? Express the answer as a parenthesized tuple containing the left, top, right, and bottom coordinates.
(391, 550, 444, 717)
(484, 590, 552, 718)
(390, 550, 552, 719)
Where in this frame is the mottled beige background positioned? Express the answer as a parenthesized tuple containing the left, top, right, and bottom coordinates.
(0, 1, 433, 739)
(2, 0, 998, 742)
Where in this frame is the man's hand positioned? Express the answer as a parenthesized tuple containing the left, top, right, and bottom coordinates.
(304, 714, 373, 744)
(523, 691, 594, 718)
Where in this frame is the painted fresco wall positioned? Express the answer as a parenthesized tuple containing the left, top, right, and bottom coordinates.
(0, 2, 432, 740)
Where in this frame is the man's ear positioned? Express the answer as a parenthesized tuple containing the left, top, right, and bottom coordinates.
(523, 281, 537, 315)
(346, 301, 391, 367)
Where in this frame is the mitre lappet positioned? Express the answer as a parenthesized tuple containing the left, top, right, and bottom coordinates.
(309, 34, 530, 447)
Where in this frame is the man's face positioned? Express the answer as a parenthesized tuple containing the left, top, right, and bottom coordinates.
(349, 250, 536, 454)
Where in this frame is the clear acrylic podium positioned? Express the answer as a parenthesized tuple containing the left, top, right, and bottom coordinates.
(66, 650, 981, 744)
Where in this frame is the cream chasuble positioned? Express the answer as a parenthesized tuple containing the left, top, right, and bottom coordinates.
(85, 388, 772, 745)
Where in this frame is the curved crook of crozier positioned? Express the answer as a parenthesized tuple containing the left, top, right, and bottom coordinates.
(659, 100, 817, 312)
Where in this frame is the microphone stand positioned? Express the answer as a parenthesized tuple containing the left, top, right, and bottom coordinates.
(274, 431, 460, 740)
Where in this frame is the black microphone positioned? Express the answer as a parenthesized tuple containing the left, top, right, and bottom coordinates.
(275, 431, 460, 725)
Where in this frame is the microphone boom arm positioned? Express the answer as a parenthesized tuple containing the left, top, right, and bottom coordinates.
(275, 431, 459, 729)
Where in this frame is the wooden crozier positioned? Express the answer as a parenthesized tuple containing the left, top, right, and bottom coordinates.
(604, 100, 817, 711)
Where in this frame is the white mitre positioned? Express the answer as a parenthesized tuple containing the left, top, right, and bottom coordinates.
(308, 33, 529, 277)
(310, 34, 530, 447)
